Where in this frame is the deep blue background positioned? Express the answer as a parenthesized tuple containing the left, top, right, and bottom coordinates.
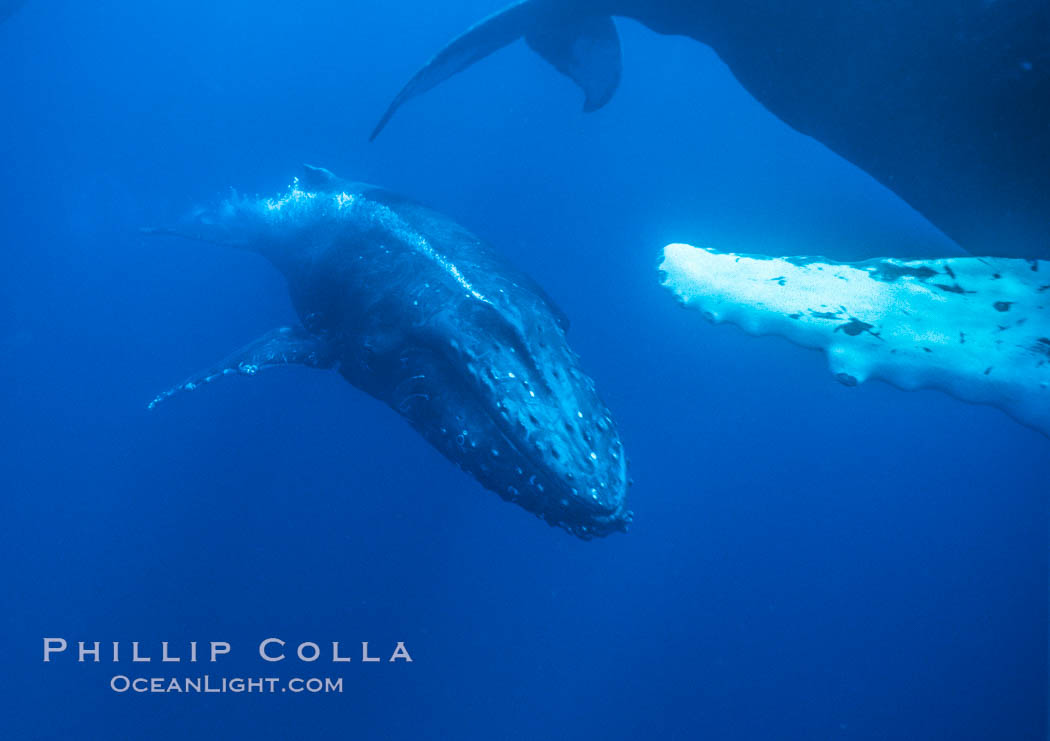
(1, 1, 1045, 739)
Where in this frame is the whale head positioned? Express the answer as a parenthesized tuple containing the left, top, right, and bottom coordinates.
(404, 290, 633, 539)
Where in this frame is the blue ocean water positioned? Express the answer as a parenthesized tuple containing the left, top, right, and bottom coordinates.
(1, 1, 1045, 738)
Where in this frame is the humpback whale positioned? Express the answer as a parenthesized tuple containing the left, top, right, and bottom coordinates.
(148, 166, 631, 538)
(372, 0, 1050, 258)
(659, 243, 1050, 437)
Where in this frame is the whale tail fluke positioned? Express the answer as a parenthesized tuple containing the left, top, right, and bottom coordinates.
(148, 327, 335, 410)
(370, 1, 622, 140)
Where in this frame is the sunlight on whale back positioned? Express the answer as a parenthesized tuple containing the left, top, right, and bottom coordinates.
(658, 243, 1050, 437)
(258, 178, 491, 303)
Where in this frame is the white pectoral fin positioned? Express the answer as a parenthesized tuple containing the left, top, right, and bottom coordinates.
(658, 243, 1050, 437)
(149, 326, 335, 410)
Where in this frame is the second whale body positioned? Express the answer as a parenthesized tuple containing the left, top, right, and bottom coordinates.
(372, 1, 1050, 259)
(149, 166, 631, 538)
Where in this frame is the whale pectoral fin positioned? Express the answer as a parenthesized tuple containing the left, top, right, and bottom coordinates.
(658, 244, 1050, 438)
(149, 326, 335, 410)
(370, 1, 537, 140)
(525, 13, 621, 112)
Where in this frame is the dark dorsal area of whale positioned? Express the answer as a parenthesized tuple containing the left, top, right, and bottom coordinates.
(148, 167, 630, 539)
(372, 0, 1050, 258)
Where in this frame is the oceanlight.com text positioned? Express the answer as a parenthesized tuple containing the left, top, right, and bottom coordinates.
(109, 675, 344, 694)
